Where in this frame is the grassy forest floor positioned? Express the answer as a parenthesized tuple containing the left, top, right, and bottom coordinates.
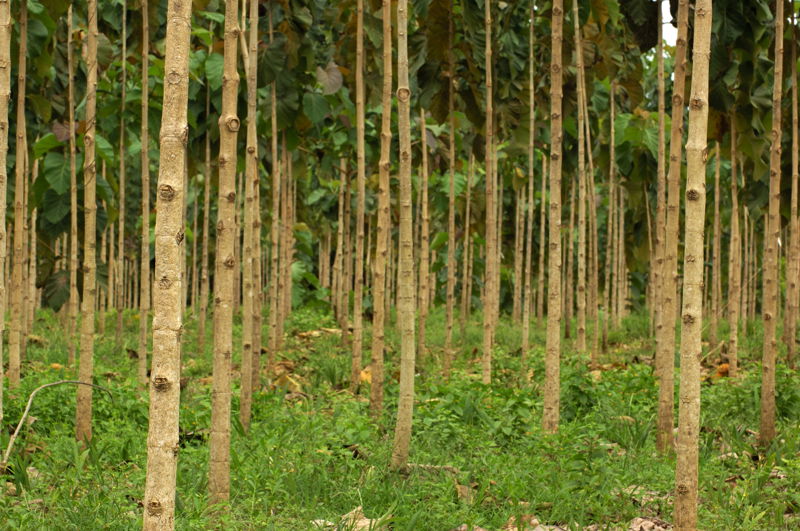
(1, 307, 799, 530)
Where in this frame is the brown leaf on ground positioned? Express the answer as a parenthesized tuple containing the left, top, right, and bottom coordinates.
(273, 360, 296, 377)
(310, 506, 387, 530)
(502, 514, 540, 530)
(284, 391, 308, 403)
(359, 366, 372, 384)
(627, 516, 671, 530)
(49, 363, 64, 370)
(448, 525, 491, 531)
(273, 373, 304, 393)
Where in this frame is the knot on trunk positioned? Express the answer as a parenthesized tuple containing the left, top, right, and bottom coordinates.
(159, 185, 176, 201)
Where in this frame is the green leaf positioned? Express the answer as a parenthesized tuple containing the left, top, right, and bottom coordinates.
(197, 10, 225, 23)
(42, 152, 70, 194)
(205, 52, 224, 91)
(431, 231, 448, 251)
(302, 92, 330, 124)
(95, 134, 114, 166)
(316, 62, 343, 95)
(33, 133, 63, 158)
(43, 189, 70, 224)
(306, 187, 326, 205)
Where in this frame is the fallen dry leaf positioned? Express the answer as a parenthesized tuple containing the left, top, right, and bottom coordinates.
(502, 514, 540, 530)
(49, 363, 64, 370)
(312, 506, 389, 530)
(359, 366, 372, 384)
(627, 516, 671, 530)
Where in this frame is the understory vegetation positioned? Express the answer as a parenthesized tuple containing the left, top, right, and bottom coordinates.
(2, 308, 798, 530)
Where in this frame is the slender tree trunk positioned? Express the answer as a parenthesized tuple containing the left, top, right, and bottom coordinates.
(0, 0, 9, 421)
(138, 1, 151, 384)
(655, 0, 689, 452)
(573, 0, 586, 355)
(513, 191, 523, 323)
(653, 0, 666, 356)
(27, 196, 36, 332)
(418, 109, 431, 366)
(710, 142, 721, 347)
(760, 0, 783, 446)
(141, 0, 190, 525)
(460, 154, 473, 337)
(8, 0, 27, 389)
(390, 0, 416, 470)
(75, 0, 98, 443)
(351, 0, 366, 392)
(369, 0, 393, 416)
(116, 3, 127, 346)
(564, 176, 576, 338)
(191, 190, 199, 309)
(198, 50, 212, 357)
(233, 172, 242, 314)
(266, 7, 281, 373)
(543, 0, 564, 432)
(240, 0, 259, 429)
(729, 123, 740, 377)
(445, 10, 457, 358)
(480, 0, 497, 385)
(537, 155, 547, 322)
(674, 1, 712, 527)
(336, 158, 349, 343)
(250, 7, 262, 394)
(333, 166, 345, 323)
(521, 3, 536, 359)
(208, 0, 239, 505)
(786, 6, 799, 368)
(616, 187, 626, 321)
(609, 84, 618, 335)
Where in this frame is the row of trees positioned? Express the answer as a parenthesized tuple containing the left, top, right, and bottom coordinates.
(0, 0, 797, 530)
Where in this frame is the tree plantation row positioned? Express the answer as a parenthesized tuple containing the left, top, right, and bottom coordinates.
(0, 0, 798, 530)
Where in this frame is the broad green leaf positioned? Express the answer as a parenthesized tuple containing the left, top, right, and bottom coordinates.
(95, 134, 114, 165)
(33, 133, 63, 158)
(205, 52, 224, 91)
(42, 152, 70, 194)
(303, 92, 330, 124)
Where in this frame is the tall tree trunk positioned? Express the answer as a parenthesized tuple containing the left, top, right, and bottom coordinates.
(481, 0, 497, 385)
(786, 6, 799, 368)
(418, 109, 431, 366)
(266, 6, 281, 373)
(543, 0, 564, 433)
(537, 155, 547, 322)
(240, 0, 259, 430)
(8, 0, 27, 389)
(336, 159, 349, 343)
(573, 0, 586, 354)
(760, 0, 783, 446)
(728, 123, 740, 377)
(67, 4, 78, 368)
(333, 164, 345, 323)
(460, 153, 474, 337)
(197, 45, 212, 356)
(564, 176, 576, 338)
(250, 7, 262, 395)
(674, 1, 712, 527)
(445, 10, 457, 359)
(653, 0, 666, 356)
(390, 0, 416, 470)
(351, 0, 366, 392)
(75, 0, 97, 442)
(369, 0, 392, 416)
(141, 0, 190, 525)
(191, 190, 199, 309)
(116, 3, 127, 347)
(743, 207, 750, 325)
(138, 0, 150, 384)
(0, 0, 10, 421)
(513, 191, 523, 323)
(655, 0, 689, 453)
(521, 3, 535, 360)
(208, 0, 239, 505)
(710, 142, 721, 348)
(616, 187, 626, 321)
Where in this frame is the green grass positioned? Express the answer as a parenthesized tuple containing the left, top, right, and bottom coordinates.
(1, 305, 798, 530)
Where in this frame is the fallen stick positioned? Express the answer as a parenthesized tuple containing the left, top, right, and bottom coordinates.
(1, 380, 112, 470)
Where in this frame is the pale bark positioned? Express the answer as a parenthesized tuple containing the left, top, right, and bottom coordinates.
(208, 0, 239, 505)
(8, 0, 27, 388)
(481, 0, 497, 385)
(656, 0, 689, 456)
(543, 0, 564, 432)
(390, 0, 416, 470)
(445, 10, 456, 358)
(460, 154, 474, 336)
(138, 0, 150, 385)
(729, 123, 741, 377)
(521, 3, 535, 359)
(1, 0, 13, 409)
(369, 0, 393, 416)
(141, 0, 191, 525)
(564, 176, 576, 338)
(418, 109, 431, 366)
(711, 143, 721, 347)
(75, 0, 97, 443)
(116, 3, 127, 347)
(787, 6, 799, 368)
(351, 0, 366, 393)
(674, 1, 712, 527)
(267, 5, 281, 372)
(760, 0, 783, 446)
(537, 155, 547, 322)
(573, 0, 586, 354)
(240, 0, 259, 430)
(250, 3, 262, 394)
